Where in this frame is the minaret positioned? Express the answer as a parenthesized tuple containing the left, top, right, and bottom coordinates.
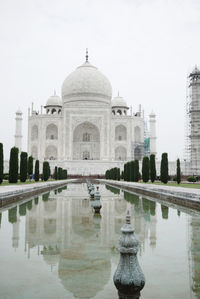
(15, 109, 23, 152)
(188, 66, 200, 174)
(149, 111, 156, 156)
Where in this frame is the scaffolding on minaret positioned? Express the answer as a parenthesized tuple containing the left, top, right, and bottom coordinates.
(184, 66, 200, 175)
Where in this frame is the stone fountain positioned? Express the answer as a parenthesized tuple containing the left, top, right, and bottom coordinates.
(91, 186, 102, 213)
(113, 211, 145, 299)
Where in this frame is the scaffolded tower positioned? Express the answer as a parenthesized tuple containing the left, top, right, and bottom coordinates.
(187, 66, 200, 175)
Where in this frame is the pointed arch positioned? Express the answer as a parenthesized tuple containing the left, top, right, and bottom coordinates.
(46, 124, 58, 140)
(115, 125, 127, 141)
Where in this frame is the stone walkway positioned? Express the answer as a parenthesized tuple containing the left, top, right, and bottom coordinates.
(100, 179, 200, 210)
(0, 179, 76, 206)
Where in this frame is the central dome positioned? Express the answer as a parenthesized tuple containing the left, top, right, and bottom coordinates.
(62, 60, 112, 105)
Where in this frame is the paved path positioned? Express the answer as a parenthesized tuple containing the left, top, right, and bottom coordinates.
(99, 179, 200, 210)
(0, 179, 77, 207)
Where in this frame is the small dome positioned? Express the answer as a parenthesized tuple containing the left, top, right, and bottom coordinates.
(189, 65, 200, 78)
(149, 110, 156, 117)
(111, 95, 128, 108)
(191, 65, 200, 74)
(46, 92, 62, 107)
(62, 60, 112, 105)
(16, 108, 22, 115)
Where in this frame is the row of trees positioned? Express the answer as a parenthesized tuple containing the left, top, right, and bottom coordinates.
(0, 144, 68, 184)
(124, 159, 140, 182)
(105, 167, 120, 180)
(104, 153, 181, 184)
(53, 166, 68, 180)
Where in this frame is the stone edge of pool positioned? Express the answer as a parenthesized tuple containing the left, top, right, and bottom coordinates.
(98, 179, 200, 211)
(0, 179, 78, 208)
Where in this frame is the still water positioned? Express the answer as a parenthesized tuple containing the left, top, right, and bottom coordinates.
(0, 183, 200, 299)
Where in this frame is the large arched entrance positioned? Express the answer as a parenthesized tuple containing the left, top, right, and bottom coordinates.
(73, 122, 100, 160)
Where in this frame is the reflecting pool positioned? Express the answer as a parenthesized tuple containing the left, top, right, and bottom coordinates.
(0, 183, 200, 299)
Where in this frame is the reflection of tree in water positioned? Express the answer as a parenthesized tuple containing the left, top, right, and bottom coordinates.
(142, 198, 151, 222)
(149, 201, 156, 216)
(42, 192, 50, 202)
(189, 216, 200, 298)
(34, 197, 38, 205)
(161, 205, 169, 219)
(0, 213, 2, 227)
(106, 184, 120, 194)
(19, 202, 26, 216)
(57, 186, 67, 193)
(27, 200, 32, 211)
(8, 207, 17, 223)
(142, 198, 150, 213)
(124, 191, 139, 207)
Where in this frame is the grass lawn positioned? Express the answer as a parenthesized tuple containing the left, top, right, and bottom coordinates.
(140, 181, 200, 189)
(0, 180, 56, 186)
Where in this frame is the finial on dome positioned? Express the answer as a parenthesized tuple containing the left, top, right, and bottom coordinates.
(118, 91, 119, 96)
(54, 89, 56, 96)
(86, 48, 88, 62)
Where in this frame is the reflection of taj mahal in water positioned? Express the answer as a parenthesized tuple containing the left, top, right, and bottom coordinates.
(9, 184, 157, 298)
(6, 184, 200, 298)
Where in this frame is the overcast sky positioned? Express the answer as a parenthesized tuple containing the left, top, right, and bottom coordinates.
(0, 0, 200, 160)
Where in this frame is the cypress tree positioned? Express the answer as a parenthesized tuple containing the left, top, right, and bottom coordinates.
(43, 161, 49, 181)
(27, 156, 33, 179)
(160, 153, 168, 184)
(34, 160, 39, 182)
(58, 167, 62, 179)
(121, 170, 124, 180)
(134, 159, 140, 182)
(117, 168, 120, 181)
(124, 163, 127, 181)
(63, 169, 67, 179)
(142, 156, 149, 183)
(9, 147, 19, 183)
(130, 160, 135, 182)
(176, 158, 181, 184)
(20, 152, 28, 182)
(150, 154, 156, 183)
(0, 143, 3, 184)
(48, 163, 51, 179)
(54, 166, 58, 180)
(115, 167, 118, 180)
(127, 162, 131, 182)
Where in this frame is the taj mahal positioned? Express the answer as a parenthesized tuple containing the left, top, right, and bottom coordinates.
(15, 51, 157, 175)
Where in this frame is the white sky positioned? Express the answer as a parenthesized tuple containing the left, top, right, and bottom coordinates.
(0, 0, 200, 160)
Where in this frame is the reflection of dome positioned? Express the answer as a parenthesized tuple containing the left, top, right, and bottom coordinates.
(111, 95, 128, 108)
(62, 59, 112, 105)
(58, 248, 111, 298)
(46, 92, 62, 107)
(41, 246, 60, 266)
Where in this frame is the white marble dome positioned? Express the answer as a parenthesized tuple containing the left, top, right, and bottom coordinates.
(112, 95, 128, 108)
(62, 61, 112, 105)
(46, 93, 62, 106)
